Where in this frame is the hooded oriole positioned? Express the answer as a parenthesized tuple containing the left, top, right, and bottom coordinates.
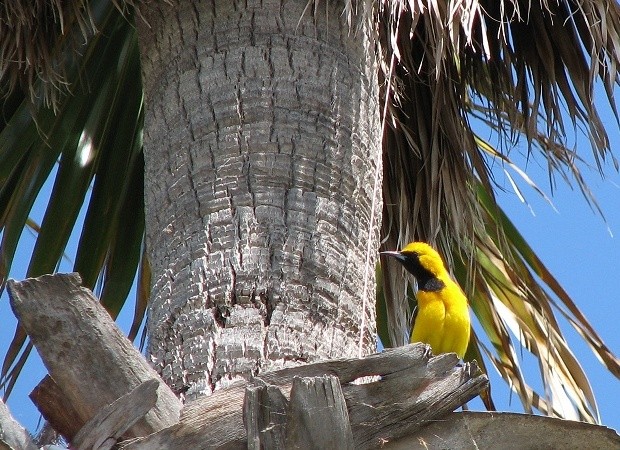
(381, 241, 470, 359)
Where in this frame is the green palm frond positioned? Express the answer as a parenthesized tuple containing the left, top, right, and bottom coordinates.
(378, 0, 620, 423)
(0, 3, 146, 397)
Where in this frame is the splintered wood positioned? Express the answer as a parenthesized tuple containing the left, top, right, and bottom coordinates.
(120, 346, 486, 449)
(7, 273, 182, 443)
(8, 273, 487, 449)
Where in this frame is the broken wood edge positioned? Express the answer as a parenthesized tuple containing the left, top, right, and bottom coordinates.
(286, 375, 354, 449)
(244, 383, 288, 450)
(117, 346, 487, 449)
(382, 411, 620, 449)
(346, 358, 488, 448)
(30, 375, 83, 441)
(72, 380, 160, 450)
(7, 273, 182, 442)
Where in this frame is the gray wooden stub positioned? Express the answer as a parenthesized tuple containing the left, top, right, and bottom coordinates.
(244, 383, 289, 450)
(285, 375, 354, 450)
(0, 399, 38, 450)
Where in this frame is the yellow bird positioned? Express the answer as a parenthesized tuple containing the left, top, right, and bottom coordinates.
(381, 241, 471, 359)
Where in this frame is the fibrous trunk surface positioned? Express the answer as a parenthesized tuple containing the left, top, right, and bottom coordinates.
(137, 0, 381, 397)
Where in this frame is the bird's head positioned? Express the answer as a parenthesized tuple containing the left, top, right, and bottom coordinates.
(381, 241, 446, 280)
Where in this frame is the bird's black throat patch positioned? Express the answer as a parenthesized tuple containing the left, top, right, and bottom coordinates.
(417, 277, 445, 292)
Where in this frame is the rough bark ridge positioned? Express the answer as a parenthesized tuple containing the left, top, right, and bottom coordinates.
(137, 0, 381, 397)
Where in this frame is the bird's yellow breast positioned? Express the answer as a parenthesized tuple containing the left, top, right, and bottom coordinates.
(410, 279, 470, 359)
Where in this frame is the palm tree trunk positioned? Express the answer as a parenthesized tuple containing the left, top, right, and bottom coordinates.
(136, 0, 381, 397)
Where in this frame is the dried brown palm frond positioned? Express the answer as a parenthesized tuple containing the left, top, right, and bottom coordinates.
(0, 0, 93, 109)
(0, 0, 137, 110)
(378, 0, 620, 423)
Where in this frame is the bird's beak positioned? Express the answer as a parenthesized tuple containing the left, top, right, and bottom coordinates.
(380, 250, 405, 262)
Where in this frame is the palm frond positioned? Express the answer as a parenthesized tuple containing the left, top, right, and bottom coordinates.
(0, 0, 93, 110)
(0, 0, 139, 110)
(379, 0, 620, 423)
(0, 3, 146, 398)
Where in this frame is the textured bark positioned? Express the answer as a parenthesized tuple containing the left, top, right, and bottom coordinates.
(136, 0, 381, 397)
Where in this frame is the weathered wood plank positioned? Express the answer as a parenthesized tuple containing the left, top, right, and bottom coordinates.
(346, 353, 485, 448)
(0, 399, 38, 450)
(286, 375, 354, 450)
(258, 342, 435, 387)
(244, 383, 288, 450)
(119, 344, 487, 449)
(120, 383, 248, 449)
(383, 411, 620, 449)
(30, 375, 83, 440)
(7, 273, 182, 440)
(73, 380, 160, 450)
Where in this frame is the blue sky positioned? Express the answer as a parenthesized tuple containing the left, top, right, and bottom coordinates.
(1, 101, 620, 437)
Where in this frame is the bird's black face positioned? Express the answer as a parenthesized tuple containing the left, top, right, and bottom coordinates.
(381, 250, 444, 291)
(381, 250, 427, 280)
